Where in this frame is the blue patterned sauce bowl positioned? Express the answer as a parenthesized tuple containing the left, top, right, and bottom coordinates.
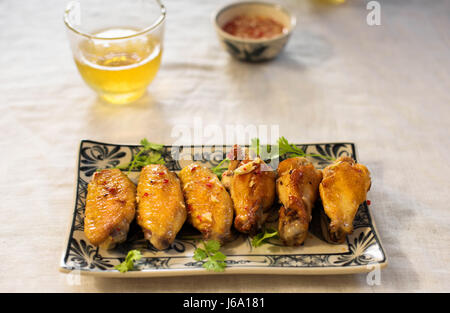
(213, 1, 296, 62)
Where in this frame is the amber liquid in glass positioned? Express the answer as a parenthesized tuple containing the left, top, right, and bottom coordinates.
(75, 28, 162, 104)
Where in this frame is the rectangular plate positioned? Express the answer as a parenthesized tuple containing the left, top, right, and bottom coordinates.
(60, 140, 387, 277)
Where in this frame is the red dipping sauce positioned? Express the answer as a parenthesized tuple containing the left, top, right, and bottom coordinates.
(222, 15, 286, 39)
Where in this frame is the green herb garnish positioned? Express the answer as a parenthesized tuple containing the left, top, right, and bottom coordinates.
(262, 136, 335, 161)
(115, 250, 142, 273)
(277, 136, 306, 158)
(116, 138, 165, 173)
(211, 157, 230, 179)
(250, 137, 275, 159)
(252, 228, 279, 247)
(279, 136, 336, 160)
(250, 137, 260, 156)
(193, 240, 227, 272)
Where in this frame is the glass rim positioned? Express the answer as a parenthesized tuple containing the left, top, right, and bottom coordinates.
(63, 0, 166, 40)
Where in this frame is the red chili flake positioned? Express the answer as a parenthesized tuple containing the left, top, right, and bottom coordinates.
(108, 187, 117, 195)
(197, 215, 202, 222)
(143, 192, 149, 197)
(191, 166, 197, 172)
(163, 179, 169, 183)
(205, 182, 213, 188)
(243, 167, 247, 171)
(366, 200, 371, 205)
(158, 172, 165, 176)
(187, 204, 193, 213)
(116, 228, 121, 232)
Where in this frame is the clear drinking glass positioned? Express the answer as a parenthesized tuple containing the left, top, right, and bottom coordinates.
(64, 0, 166, 105)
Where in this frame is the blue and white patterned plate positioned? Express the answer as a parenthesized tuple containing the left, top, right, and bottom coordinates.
(60, 140, 387, 277)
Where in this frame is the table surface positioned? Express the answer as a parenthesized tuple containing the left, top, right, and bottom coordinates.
(0, 0, 449, 292)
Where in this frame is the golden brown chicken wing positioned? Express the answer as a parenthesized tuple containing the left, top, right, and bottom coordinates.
(179, 163, 234, 244)
(319, 156, 371, 243)
(84, 168, 136, 249)
(136, 164, 187, 250)
(276, 157, 322, 246)
(221, 145, 276, 235)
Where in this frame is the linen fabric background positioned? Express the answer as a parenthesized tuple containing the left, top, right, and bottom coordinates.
(0, 0, 448, 292)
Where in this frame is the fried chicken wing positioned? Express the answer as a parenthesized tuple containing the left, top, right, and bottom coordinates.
(222, 145, 276, 235)
(319, 156, 371, 243)
(84, 169, 136, 249)
(276, 157, 322, 246)
(179, 163, 234, 244)
(136, 164, 187, 250)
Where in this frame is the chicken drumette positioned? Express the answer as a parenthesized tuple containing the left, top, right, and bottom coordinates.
(136, 164, 187, 250)
(276, 157, 322, 246)
(319, 156, 371, 243)
(221, 145, 276, 235)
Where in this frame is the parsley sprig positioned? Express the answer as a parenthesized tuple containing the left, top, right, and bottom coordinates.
(193, 240, 227, 272)
(252, 228, 279, 247)
(115, 250, 142, 273)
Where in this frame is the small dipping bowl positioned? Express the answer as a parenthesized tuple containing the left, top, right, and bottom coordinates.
(213, 1, 296, 62)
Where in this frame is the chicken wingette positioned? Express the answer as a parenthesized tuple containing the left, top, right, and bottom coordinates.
(276, 157, 322, 246)
(221, 145, 276, 235)
(136, 164, 187, 250)
(179, 163, 234, 244)
(319, 156, 371, 243)
(84, 168, 136, 249)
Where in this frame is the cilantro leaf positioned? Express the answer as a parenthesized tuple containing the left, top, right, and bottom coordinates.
(115, 250, 142, 273)
(193, 240, 227, 272)
(210, 251, 226, 262)
(140, 138, 164, 151)
(252, 228, 279, 247)
(204, 239, 221, 253)
(193, 248, 207, 261)
(203, 259, 226, 272)
(115, 262, 131, 273)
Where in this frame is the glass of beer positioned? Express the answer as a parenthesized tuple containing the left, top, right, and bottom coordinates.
(64, 0, 165, 105)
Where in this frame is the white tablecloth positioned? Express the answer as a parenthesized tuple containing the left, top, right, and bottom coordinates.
(0, 0, 449, 292)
